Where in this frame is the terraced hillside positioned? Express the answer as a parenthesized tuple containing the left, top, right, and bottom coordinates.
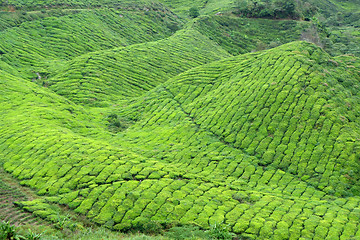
(0, 168, 50, 227)
(0, 0, 166, 10)
(153, 0, 354, 17)
(191, 15, 311, 55)
(1, 39, 360, 239)
(48, 29, 230, 105)
(0, 7, 182, 79)
(1, 0, 360, 239)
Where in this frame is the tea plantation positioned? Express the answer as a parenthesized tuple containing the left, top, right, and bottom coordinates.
(47, 29, 230, 105)
(0, 7, 182, 79)
(0, 0, 360, 239)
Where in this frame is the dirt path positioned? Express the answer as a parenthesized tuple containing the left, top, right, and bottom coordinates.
(0, 168, 49, 227)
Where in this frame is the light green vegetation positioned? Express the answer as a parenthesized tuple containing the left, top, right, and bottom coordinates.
(0, 8, 182, 79)
(0, 0, 165, 10)
(48, 29, 230, 106)
(156, 0, 206, 16)
(1, 39, 360, 239)
(0, 0, 360, 239)
(156, 0, 236, 16)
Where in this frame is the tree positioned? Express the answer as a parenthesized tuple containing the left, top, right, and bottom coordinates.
(274, 0, 298, 19)
(189, 7, 200, 18)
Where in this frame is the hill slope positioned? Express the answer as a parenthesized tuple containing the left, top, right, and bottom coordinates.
(191, 15, 310, 55)
(0, 8, 181, 79)
(0, 0, 166, 10)
(1, 42, 360, 239)
(47, 29, 230, 105)
(1, 0, 360, 239)
(161, 42, 360, 196)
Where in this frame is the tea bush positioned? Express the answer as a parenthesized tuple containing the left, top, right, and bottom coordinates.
(0, 1, 360, 238)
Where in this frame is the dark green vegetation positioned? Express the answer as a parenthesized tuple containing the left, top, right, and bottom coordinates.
(321, 9, 360, 57)
(192, 16, 310, 55)
(0, 0, 360, 239)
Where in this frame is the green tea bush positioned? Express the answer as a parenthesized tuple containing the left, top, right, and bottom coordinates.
(0, 8, 182, 80)
(47, 29, 229, 105)
(1, 36, 360, 240)
(193, 16, 310, 55)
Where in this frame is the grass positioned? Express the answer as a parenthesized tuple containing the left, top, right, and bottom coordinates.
(1, 222, 169, 240)
(1, 219, 235, 240)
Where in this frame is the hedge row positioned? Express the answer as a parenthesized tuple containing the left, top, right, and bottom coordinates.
(1, 0, 167, 11)
(162, 41, 360, 197)
(47, 29, 230, 106)
(2, 42, 360, 239)
(192, 15, 311, 55)
(0, 8, 181, 79)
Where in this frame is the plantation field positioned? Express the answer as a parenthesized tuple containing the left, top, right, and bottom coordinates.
(0, 7, 182, 79)
(191, 16, 311, 55)
(48, 29, 230, 105)
(1, 0, 360, 239)
(0, 0, 166, 10)
(2, 41, 360, 239)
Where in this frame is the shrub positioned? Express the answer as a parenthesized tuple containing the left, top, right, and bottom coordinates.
(54, 213, 77, 231)
(208, 222, 235, 240)
(164, 225, 209, 240)
(133, 220, 164, 235)
(189, 7, 200, 18)
(0, 221, 24, 240)
(24, 228, 42, 240)
(106, 113, 134, 133)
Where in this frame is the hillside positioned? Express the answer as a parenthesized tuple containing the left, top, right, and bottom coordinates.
(154, 0, 360, 57)
(47, 29, 230, 105)
(2, 40, 360, 239)
(190, 15, 311, 55)
(0, 7, 182, 79)
(0, 0, 165, 10)
(0, 0, 360, 239)
(153, 0, 357, 17)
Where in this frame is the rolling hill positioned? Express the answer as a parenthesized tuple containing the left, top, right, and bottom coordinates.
(0, 7, 182, 79)
(191, 15, 311, 55)
(0, 0, 360, 239)
(47, 29, 230, 105)
(2, 40, 360, 239)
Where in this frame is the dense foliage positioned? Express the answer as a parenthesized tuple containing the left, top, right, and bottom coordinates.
(2, 42, 360, 239)
(47, 29, 229, 105)
(233, 0, 301, 19)
(0, 8, 182, 80)
(0, 0, 165, 10)
(0, 0, 359, 239)
(192, 15, 310, 55)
